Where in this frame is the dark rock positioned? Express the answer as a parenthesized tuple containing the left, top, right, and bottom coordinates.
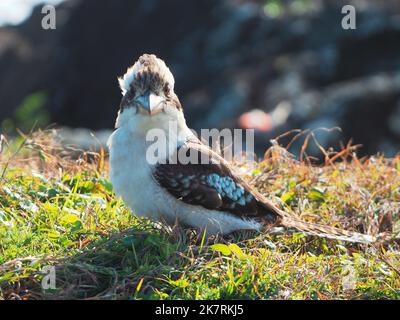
(0, 0, 400, 157)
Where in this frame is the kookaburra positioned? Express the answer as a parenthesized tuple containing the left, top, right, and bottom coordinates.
(108, 54, 374, 244)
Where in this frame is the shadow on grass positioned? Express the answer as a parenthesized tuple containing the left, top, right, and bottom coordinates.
(43, 228, 263, 300)
(4, 226, 266, 300)
(5, 225, 201, 300)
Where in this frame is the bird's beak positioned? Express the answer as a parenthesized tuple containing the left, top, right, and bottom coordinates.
(135, 91, 165, 115)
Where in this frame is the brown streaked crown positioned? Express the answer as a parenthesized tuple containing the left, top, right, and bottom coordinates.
(131, 54, 169, 95)
(118, 54, 182, 112)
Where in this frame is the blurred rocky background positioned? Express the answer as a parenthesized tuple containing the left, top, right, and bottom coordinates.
(1, 0, 400, 157)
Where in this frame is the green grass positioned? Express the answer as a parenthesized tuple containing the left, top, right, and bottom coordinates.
(0, 131, 399, 300)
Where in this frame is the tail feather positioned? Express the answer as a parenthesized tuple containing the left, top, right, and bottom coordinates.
(251, 186, 375, 244)
(280, 215, 375, 244)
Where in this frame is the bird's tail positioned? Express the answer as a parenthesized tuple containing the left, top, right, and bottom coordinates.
(279, 214, 375, 244)
(251, 185, 375, 244)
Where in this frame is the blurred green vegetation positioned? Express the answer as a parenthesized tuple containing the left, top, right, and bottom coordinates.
(1, 91, 50, 134)
(264, 0, 315, 18)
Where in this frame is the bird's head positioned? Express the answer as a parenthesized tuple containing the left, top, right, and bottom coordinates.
(116, 54, 184, 132)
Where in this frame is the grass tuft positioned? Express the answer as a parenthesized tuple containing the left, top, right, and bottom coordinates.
(0, 130, 399, 300)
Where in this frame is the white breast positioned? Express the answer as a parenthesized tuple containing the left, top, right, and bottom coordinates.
(108, 127, 166, 221)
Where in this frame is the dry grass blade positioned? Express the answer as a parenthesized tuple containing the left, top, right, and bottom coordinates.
(0, 128, 399, 300)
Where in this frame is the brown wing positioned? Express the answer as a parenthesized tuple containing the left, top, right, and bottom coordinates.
(153, 139, 376, 243)
(152, 139, 280, 224)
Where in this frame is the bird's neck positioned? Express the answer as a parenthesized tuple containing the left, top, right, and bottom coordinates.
(116, 108, 195, 162)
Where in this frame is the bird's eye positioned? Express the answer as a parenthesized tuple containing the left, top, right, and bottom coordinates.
(163, 83, 171, 96)
(127, 89, 135, 102)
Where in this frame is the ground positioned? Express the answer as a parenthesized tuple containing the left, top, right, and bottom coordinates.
(0, 130, 399, 300)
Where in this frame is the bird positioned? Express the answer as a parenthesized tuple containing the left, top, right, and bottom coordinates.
(108, 54, 375, 244)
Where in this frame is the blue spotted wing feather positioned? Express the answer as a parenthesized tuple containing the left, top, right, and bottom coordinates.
(152, 140, 376, 243)
(152, 141, 278, 221)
